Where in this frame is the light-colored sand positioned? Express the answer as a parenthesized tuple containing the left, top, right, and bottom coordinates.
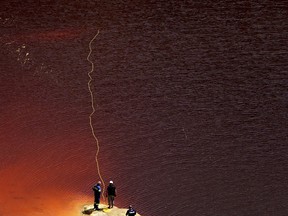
(82, 204, 141, 216)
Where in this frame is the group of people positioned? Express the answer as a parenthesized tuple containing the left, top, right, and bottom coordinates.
(92, 180, 137, 216)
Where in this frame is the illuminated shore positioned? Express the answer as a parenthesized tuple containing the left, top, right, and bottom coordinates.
(82, 204, 142, 216)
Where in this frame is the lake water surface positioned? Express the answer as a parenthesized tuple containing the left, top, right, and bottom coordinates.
(0, 1, 287, 216)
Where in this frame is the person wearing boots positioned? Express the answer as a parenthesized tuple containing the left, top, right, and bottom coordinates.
(92, 181, 101, 210)
(106, 180, 117, 208)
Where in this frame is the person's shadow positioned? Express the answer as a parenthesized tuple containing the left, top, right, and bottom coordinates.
(82, 208, 97, 214)
(82, 207, 94, 215)
(82, 207, 106, 215)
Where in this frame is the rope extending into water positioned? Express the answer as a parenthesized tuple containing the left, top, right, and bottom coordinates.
(87, 30, 106, 201)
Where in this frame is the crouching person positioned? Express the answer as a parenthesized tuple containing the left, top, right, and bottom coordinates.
(126, 205, 137, 216)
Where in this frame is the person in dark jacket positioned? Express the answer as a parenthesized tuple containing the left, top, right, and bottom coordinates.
(126, 205, 137, 216)
(106, 180, 117, 208)
(92, 181, 101, 210)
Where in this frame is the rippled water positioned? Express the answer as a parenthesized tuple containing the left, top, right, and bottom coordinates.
(1, 1, 287, 216)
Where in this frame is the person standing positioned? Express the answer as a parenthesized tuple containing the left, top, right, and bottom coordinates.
(106, 180, 117, 208)
(92, 181, 101, 210)
(126, 205, 137, 216)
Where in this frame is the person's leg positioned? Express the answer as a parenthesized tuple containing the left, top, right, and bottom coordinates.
(94, 196, 97, 209)
(111, 196, 114, 208)
(108, 195, 112, 208)
(94, 197, 100, 210)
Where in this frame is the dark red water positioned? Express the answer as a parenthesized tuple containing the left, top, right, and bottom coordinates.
(1, 1, 287, 216)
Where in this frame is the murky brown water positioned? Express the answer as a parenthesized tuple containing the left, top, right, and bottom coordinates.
(1, 1, 287, 216)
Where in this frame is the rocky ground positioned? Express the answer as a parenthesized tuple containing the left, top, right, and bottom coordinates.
(82, 204, 141, 216)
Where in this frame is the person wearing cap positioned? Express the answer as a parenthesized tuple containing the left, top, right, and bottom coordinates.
(106, 180, 117, 208)
(126, 205, 137, 216)
(92, 181, 101, 210)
